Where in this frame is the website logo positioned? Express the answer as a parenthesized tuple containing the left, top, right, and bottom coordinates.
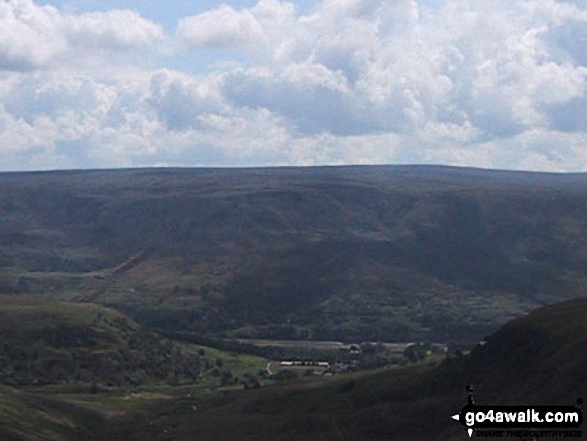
(451, 385, 583, 438)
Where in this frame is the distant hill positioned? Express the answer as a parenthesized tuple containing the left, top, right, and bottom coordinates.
(117, 298, 587, 441)
(0, 298, 200, 387)
(2, 165, 587, 342)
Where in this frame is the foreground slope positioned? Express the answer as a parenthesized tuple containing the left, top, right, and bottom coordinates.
(2, 165, 587, 342)
(0, 385, 108, 441)
(454, 297, 587, 404)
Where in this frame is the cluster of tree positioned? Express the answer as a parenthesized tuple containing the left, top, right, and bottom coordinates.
(0, 328, 201, 387)
(161, 332, 447, 372)
(159, 332, 276, 358)
(203, 364, 261, 390)
(126, 301, 485, 346)
(402, 342, 446, 363)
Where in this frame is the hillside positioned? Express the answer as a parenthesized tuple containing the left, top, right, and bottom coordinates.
(0, 385, 108, 441)
(0, 297, 270, 441)
(0, 298, 200, 387)
(1, 297, 585, 440)
(453, 297, 587, 404)
(110, 298, 587, 441)
(2, 165, 587, 342)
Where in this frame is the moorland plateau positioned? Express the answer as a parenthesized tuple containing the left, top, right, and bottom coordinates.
(2, 165, 587, 344)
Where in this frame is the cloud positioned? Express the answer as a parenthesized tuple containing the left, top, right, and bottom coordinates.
(178, 0, 295, 53)
(0, 0, 163, 71)
(222, 63, 372, 136)
(174, 0, 587, 171)
(2, 0, 587, 172)
(147, 70, 226, 131)
(66, 9, 164, 51)
(0, 103, 47, 153)
(177, 5, 266, 50)
(0, 0, 67, 70)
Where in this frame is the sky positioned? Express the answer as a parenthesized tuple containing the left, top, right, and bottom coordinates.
(1, 0, 587, 172)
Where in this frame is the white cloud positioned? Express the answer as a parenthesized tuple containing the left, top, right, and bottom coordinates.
(178, 5, 265, 50)
(223, 62, 365, 136)
(0, 0, 67, 70)
(177, 0, 297, 63)
(0, 0, 163, 71)
(146, 69, 226, 131)
(66, 9, 164, 51)
(0, 104, 46, 152)
(3, 0, 587, 172)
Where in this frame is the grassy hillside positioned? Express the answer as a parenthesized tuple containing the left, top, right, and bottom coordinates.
(0, 384, 115, 441)
(105, 298, 587, 441)
(0, 298, 200, 387)
(1, 298, 585, 440)
(2, 165, 587, 342)
(0, 297, 267, 440)
(453, 297, 587, 404)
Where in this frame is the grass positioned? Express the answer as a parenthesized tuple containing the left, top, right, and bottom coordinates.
(2, 298, 587, 439)
(0, 296, 276, 440)
(0, 296, 137, 335)
(182, 343, 267, 376)
(79, 299, 587, 440)
(0, 385, 104, 441)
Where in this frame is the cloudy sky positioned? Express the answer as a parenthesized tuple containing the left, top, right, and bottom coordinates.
(1, 0, 587, 171)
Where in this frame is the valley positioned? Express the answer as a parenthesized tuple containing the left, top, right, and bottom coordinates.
(2, 297, 586, 440)
(2, 165, 587, 345)
(1, 165, 587, 440)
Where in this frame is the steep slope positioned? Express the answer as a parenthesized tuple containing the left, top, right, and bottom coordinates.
(2, 165, 587, 342)
(452, 297, 587, 404)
